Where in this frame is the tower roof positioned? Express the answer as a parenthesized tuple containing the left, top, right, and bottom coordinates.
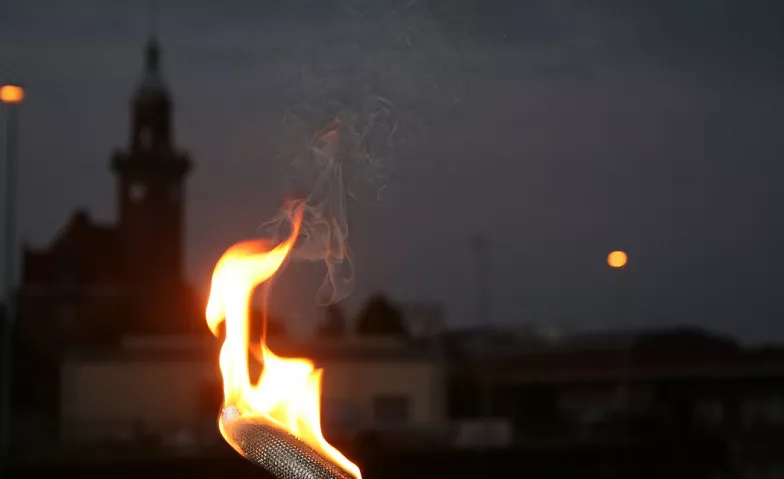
(134, 37, 169, 103)
(114, 35, 190, 165)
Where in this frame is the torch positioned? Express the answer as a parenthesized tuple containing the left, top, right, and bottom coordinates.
(206, 202, 361, 479)
(220, 405, 355, 479)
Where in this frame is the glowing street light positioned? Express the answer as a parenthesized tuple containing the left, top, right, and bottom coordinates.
(0, 83, 24, 465)
(607, 250, 628, 269)
(0, 84, 24, 105)
(607, 248, 631, 436)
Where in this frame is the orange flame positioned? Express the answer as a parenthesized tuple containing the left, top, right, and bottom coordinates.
(206, 202, 361, 479)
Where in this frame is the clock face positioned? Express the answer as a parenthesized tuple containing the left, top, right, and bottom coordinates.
(129, 183, 147, 202)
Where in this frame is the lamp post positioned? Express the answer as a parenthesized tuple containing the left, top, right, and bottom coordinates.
(469, 236, 492, 476)
(0, 84, 24, 466)
(470, 236, 493, 456)
(607, 250, 631, 442)
(472, 237, 490, 331)
(472, 236, 491, 414)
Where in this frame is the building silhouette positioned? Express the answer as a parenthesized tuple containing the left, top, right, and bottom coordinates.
(14, 37, 202, 413)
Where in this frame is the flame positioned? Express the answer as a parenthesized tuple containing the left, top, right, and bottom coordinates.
(206, 202, 361, 479)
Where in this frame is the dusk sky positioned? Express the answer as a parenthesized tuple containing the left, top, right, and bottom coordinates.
(1, 0, 783, 341)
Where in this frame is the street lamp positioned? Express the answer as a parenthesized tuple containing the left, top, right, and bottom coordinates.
(0, 86, 24, 105)
(607, 250, 628, 269)
(0, 83, 24, 466)
(607, 249, 631, 441)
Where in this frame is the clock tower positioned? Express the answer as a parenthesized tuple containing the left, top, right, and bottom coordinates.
(111, 37, 192, 311)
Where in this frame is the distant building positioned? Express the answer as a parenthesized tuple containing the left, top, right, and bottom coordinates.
(14, 37, 201, 414)
(18, 37, 197, 347)
(440, 324, 546, 360)
(59, 336, 447, 450)
(449, 326, 784, 442)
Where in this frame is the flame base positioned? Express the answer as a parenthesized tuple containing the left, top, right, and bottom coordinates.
(220, 406, 356, 479)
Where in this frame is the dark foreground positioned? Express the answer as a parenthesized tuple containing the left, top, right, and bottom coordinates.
(3, 439, 740, 479)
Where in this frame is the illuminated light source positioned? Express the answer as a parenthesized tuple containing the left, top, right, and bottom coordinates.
(607, 250, 628, 269)
(0, 85, 24, 104)
(206, 201, 361, 479)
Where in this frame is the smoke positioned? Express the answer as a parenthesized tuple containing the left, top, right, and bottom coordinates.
(261, 94, 399, 304)
(261, 0, 463, 306)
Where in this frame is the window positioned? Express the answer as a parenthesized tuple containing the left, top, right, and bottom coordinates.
(372, 394, 411, 426)
(129, 182, 147, 202)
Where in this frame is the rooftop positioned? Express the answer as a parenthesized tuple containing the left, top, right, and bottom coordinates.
(64, 334, 443, 365)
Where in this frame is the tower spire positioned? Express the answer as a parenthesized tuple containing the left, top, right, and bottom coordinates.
(111, 5, 192, 309)
(145, 38, 160, 73)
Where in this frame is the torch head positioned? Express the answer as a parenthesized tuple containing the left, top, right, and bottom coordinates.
(221, 406, 356, 479)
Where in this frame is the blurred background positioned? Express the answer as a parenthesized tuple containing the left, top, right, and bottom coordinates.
(2, 0, 784, 477)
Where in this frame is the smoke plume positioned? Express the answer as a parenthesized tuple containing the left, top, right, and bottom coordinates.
(261, 0, 463, 306)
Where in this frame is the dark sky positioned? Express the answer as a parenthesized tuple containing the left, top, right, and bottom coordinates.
(1, 0, 784, 341)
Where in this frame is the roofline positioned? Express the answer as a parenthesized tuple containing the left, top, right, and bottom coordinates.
(63, 335, 443, 364)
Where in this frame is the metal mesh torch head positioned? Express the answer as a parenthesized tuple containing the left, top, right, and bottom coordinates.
(221, 406, 355, 479)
